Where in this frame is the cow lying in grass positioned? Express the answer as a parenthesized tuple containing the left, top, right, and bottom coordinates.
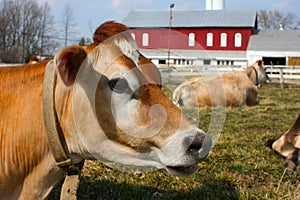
(266, 113, 300, 174)
(0, 21, 212, 199)
(173, 60, 270, 107)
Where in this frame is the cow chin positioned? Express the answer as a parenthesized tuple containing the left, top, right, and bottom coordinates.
(166, 165, 199, 176)
(165, 146, 210, 176)
(164, 147, 210, 176)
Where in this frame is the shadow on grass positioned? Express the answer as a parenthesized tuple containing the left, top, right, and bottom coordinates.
(51, 175, 239, 200)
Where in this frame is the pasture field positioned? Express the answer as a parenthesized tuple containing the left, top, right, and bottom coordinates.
(51, 83, 300, 200)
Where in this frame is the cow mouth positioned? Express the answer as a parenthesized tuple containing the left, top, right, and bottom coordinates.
(166, 164, 198, 176)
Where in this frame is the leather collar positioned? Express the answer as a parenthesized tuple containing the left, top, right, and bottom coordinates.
(42, 60, 84, 175)
(251, 66, 260, 87)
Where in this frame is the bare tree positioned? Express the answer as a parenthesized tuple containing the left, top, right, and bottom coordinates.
(258, 10, 300, 30)
(0, 0, 22, 62)
(37, 2, 58, 56)
(0, 0, 57, 63)
(21, 0, 41, 62)
(62, 4, 76, 46)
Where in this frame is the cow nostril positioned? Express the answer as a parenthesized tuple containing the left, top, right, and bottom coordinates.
(188, 141, 202, 151)
(187, 133, 212, 160)
(264, 139, 275, 149)
(186, 137, 202, 152)
(197, 134, 212, 159)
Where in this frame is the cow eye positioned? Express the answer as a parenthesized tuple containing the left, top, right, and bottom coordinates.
(109, 78, 129, 93)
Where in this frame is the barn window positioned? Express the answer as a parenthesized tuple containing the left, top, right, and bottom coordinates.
(234, 33, 242, 47)
(188, 33, 195, 47)
(159, 60, 166, 64)
(204, 60, 211, 65)
(206, 33, 213, 47)
(142, 33, 149, 46)
(220, 33, 227, 47)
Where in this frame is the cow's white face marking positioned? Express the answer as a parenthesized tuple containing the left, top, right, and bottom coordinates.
(100, 30, 140, 66)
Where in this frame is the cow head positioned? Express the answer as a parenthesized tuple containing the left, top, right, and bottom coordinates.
(266, 113, 300, 174)
(252, 60, 270, 84)
(52, 42, 212, 176)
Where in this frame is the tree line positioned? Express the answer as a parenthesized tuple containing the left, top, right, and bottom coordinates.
(0, 0, 56, 63)
(1, 0, 300, 63)
(0, 0, 88, 63)
(257, 10, 300, 30)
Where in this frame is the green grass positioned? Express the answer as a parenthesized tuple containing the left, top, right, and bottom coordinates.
(50, 84, 300, 200)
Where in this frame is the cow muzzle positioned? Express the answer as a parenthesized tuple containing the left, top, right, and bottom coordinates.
(165, 130, 212, 176)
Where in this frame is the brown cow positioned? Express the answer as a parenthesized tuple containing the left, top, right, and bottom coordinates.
(173, 60, 270, 107)
(0, 22, 212, 199)
(266, 113, 300, 174)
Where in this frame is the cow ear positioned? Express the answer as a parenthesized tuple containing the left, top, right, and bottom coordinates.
(54, 46, 87, 86)
(256, 60, 263, 67)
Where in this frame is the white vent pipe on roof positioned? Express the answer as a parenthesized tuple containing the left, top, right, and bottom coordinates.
(206, 0, 225, 10)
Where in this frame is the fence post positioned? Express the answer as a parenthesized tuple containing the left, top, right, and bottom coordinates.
(279, 68, 284, 87)
(168, 67, 172, 84)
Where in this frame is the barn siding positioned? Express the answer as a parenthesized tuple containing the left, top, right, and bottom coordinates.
(131, 27, 252, 51)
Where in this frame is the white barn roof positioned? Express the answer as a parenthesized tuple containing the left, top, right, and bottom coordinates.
(123, 9, 257, 28)
(247, 30, 300, 52)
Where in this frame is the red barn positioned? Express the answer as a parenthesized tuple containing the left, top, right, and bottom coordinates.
(123, 9, 257, 67)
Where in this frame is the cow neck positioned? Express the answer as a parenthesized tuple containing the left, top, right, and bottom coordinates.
(251, 66, 259, 87)
(42, 60, 84, 175)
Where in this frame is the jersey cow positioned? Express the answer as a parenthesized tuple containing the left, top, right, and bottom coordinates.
(0, 22, 212, 199)
(266, 113, 300, 174)
(173, 60, 270, 107)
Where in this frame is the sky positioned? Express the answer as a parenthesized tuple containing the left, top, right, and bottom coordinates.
(4, 0, 300, 42)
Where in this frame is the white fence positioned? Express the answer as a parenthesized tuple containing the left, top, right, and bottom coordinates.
(265, 66, 300, 85)
(1, 63, 300, 85)
(0, 63, 21, 67)
(159, 65, 300, 85)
